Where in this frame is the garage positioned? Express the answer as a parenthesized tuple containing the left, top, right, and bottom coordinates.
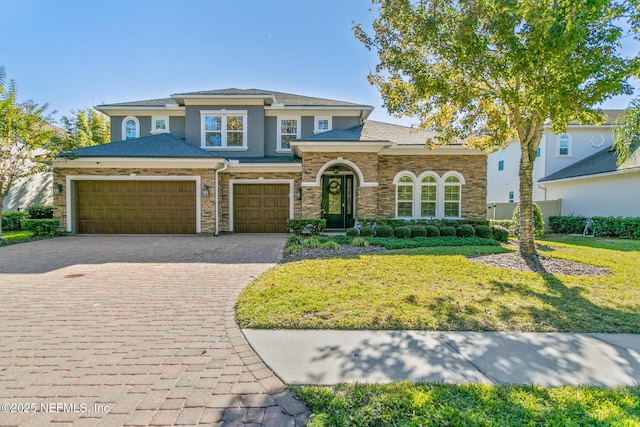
(233, 184, 290, 233)
(75, 180, 197, 234)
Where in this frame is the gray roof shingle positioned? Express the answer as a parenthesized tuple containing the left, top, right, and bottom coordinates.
(539, 146, 619, 182)
(62, 134, 217, 158)
(97, 98, 178, 108)
(297, 120, 446, 145)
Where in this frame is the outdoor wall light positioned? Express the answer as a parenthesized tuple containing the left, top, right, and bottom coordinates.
(295, 187, 302, 200)
(203, 184, 210, 198)
(53, 183, 63, 195)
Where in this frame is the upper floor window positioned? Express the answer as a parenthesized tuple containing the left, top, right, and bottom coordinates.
(277, 117, 300, 152)
(509, 191, 514, 203)
(151, 116, 170, 134)
(443, 175, 461, 218)
(536, 146, 541, 157)
(396, 176, 414, 218)
(557, 134, 571, 156)
(314, 116, 332, 133)
(201, 110, 247, 150)
(498, 152, 504, 171)
(122, 116, 139, 140)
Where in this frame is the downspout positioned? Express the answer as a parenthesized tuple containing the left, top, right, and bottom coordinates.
(215, 161, 229, 236)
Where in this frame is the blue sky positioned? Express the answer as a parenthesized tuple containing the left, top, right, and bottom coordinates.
(1, 0, 638, 127)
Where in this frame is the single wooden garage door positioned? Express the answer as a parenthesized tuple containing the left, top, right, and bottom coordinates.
(233, 184, 290, 233)
(76, 180, 196, 234)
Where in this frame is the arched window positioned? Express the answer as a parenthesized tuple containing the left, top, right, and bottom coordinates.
(443, 175, 461, 218)
(396, 176, 414, 218)
(122, 116, 139, 140)
(420, 176, 437, 218)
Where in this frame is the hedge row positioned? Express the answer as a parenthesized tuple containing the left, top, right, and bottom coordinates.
(346, 223, 508, 242)
(1, 205, 54, 231)
(287, 219, 327, 236)
(357, 218, 489, 229)
(548, 215, 640, 239)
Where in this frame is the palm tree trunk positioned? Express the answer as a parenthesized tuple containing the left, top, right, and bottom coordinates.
(518, 143, 537, 257)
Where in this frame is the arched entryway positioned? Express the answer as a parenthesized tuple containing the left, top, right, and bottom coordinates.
(321, 168, 355, 229)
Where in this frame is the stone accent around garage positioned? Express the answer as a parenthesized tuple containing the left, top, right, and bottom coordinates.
(217, 171, 302, 232)
(53, 167, 216, 233)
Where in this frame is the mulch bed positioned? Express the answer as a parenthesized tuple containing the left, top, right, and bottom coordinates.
(282, 242, 612, 276)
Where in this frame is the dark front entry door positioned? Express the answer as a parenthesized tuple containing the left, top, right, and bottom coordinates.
(322, 175, 354, 229)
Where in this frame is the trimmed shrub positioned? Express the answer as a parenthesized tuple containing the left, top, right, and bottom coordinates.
(511, 203, 545, 238)
(357, 217, 489, 229)
(303, 237, 322, 248)
(394, 226, 411, 239)
(475, 225, 493, 239)
(26, 205, 53, 219)
(439, 226, 456, 237)
(20, 219, 59, 236)
(410, 226, 427, 238)
(591, 216, 640, 239)
(351, 237, 369, 247)
(1, 210, 27, 231)
(425, 225, 440, 237)
(492, 225, 510, 242)
(286, 219, 326, 236)
(489, 219, 516, 231)
(320, 241, 340, 250)
(548, 215, 587, 234)
(375, 225, 394, 238)
(360, 226, 375, 237)
(346, 227, 359, 237)
(456, 224, 476, 237)
(284, 245, 302, 255)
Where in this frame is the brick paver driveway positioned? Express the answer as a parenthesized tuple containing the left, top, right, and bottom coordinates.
(0, 235, 308, 426)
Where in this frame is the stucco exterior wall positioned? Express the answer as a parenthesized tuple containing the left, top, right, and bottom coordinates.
(52, 167, 216, 233)
(545, 172, 640, 217)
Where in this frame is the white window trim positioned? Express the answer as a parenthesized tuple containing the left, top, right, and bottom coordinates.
(442, 171, 464, 218)
(277, 116, 301, 153)
(200, 110, 248, 150)
(556, 133, 573, 157)
(122, 116, 140, 140)
(151, 116, 170, 134)
(228, 179, 295, 232)
(392, 171, 465, 219)
(314, 116, 332, 133)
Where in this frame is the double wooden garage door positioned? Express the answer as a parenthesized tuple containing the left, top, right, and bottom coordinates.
(76, 180, 196, 234)
(233, 184, 289, 233)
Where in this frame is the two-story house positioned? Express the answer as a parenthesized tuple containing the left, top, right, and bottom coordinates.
(52, 89, 487, 234)
(487, 110, 640, 218)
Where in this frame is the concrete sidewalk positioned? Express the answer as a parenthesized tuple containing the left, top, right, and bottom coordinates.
(244, 330, 640, 387)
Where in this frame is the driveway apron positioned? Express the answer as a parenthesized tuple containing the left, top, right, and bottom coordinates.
(0, 235, 308, 426)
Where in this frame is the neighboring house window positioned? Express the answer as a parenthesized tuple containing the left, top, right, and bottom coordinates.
(122, 116, 139, 140)
(201, 111, 247, 149)
(420, 176, 437, 217)
(536, 146, 541, 157)
(151, 116, 170, 134)
(509, 191, 514, 203)
(396, 176, 414, 218)
(557, 134, 571, 156)
(277, 117, 300, 152)
(314, 117, 332, 133)
(443, 176, 461, 218)
(498, 152, 504, 171)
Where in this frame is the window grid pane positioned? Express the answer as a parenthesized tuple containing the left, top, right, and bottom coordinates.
(444, 202, 460, 217)
(125, 120, 136, 139)
(444, 186, 460, 201)
(421, 202, 436, 217)
(398, 202, 413, 217)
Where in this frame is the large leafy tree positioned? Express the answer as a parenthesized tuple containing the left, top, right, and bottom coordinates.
(613, 98, 640, 164)
(0, 67, 55, 236)
(58, 108, 110, 149)
(355, 0, 639, 258)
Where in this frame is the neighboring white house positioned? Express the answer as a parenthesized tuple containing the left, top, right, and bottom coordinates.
(486, 110, 640, 217)
(2, 172, 52, 211)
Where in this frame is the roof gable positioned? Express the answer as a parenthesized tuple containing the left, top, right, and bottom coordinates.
(538, 145, 640, 182)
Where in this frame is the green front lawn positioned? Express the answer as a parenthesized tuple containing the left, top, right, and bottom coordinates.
(293, 383, 640, 426)
(0, 230, 34, 242)
(236, 237, 640, 332)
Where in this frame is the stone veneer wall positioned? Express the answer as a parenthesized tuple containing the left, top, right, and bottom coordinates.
(217, 171, 302, 232)
(53, 168, 216, 233)
(301, 152, 378, 218)
(377, 155, 487, 219)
